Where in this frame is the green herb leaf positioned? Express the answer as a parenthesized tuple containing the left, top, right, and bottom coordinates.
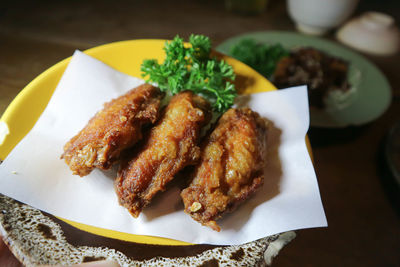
(141, 34, 236, 112)
(229, 38, 289, 79)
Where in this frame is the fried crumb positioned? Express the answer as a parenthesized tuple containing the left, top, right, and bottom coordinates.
(190, 202, 202, 212)
(119, 116, 127, 122)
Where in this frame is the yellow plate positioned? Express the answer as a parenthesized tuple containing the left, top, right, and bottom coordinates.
(0, 39, 277, 245)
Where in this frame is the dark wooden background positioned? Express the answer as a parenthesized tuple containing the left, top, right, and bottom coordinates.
(1, 0, 399, 266)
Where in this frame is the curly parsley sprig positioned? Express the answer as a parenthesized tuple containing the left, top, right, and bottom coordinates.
(141, 34, 236, 112)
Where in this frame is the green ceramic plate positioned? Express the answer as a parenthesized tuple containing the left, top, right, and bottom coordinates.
(216, 31, 392, 128)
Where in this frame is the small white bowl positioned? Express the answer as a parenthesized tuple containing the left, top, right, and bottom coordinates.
(337, 12, 400, 56)
(287, 0, 359, 36)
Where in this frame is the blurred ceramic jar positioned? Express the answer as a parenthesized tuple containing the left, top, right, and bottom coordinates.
(287, 0, 359, 35)
(337, 12, 400, 56)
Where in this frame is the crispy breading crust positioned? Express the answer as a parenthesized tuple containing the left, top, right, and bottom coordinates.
(115, 91, 211, 218)
(181, 108, 268, 231)
(61, 84, 164, 176)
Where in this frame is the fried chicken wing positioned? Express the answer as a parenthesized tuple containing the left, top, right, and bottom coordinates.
(62, 84, 164, 176)
(115, 91, 211, 218)
(181, 108, 268, 231)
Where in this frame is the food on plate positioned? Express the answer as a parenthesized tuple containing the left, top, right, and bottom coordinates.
(61, 84, 164, 176)
(62, 35, 271, 228)
(181, 108, 268, 231)
(229, 39, 354, 110)
(141, 34, 236, 112)
(115, 91, 211, 218)
(229, 38, 289, 79)
(272, 47, 351, 109)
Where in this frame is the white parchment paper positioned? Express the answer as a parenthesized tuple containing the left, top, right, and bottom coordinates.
(0, 51, 327, 245)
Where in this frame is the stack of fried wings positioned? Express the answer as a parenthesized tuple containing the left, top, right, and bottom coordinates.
(62, 84, 268, 231)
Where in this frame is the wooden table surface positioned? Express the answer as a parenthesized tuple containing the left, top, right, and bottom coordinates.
(1, 0, 399, 266)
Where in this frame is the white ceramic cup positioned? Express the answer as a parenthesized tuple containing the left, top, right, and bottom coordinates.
(287, 0, 359, 35)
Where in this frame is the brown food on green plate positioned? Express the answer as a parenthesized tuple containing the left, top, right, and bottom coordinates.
(61, 84, 164, 176)
(272, 47, 351, 109)
(181, 108, 268, 231)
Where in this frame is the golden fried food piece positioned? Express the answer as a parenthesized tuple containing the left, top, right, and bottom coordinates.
(62, 84, 164, 176)
(115, 91, 211, 218)
(181, 108, 268, 231)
